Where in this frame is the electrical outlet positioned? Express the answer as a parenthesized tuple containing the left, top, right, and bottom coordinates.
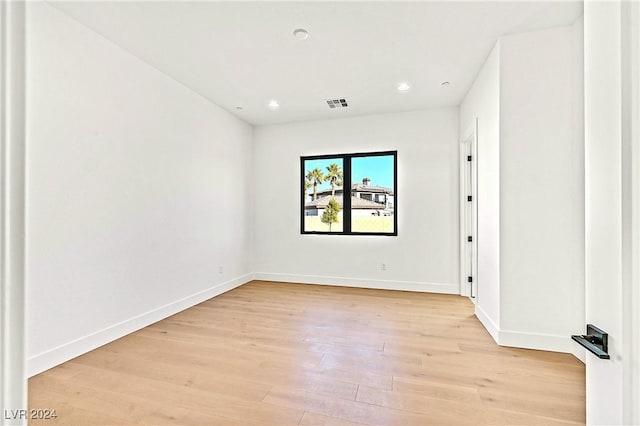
(218, 266, 224, 274)
(380, 263, 387, 271)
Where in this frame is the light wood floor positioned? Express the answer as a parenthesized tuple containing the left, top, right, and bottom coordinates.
(29, 281, 585, 425)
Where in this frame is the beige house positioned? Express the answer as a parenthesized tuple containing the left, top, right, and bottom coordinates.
(306, 178, 395, 216)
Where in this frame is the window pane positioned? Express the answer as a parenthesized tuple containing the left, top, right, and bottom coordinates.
(351, 155, 395, 233)
(303, 158, 344, 232)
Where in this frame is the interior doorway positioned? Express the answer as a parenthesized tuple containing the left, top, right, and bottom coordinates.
(460, 120, 478, 301)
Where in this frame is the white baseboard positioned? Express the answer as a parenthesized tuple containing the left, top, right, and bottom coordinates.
(499, 329, 586, 363)
(474, 305, 585, 363)
(253, 272, 459, 294)
(474, 304, 500, 344)
(27, 273, 254, 377)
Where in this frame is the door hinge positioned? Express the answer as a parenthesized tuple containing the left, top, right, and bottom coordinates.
(467, 155, 472, 161)
(467, 195, 472, 202)
(467, 236, 472, 242)
(468, 276, 473, 283)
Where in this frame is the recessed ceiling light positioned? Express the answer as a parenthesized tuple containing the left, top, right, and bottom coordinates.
(293, 28, 309, 40)
(268, 100, 280, 109)
(397, 82, 411, 92)
(441, 81, 450, 86)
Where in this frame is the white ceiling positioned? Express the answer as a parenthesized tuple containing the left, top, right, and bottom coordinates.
(50, 1, 583, 126)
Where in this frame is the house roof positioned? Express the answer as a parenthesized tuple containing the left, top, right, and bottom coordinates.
(305, 195, 385, 210)
(316, 184, 394, 197)
(352, 184, 394, 195)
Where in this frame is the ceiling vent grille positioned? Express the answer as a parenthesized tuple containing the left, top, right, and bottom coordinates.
(326, 98, 348, 109)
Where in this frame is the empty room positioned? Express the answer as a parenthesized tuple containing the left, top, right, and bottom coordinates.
(1, 1, 639, 425)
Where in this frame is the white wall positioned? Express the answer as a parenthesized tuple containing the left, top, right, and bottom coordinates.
(253, 109, 460, 294)
(499, 23, 585, 355)
(25, 3, 254, 376)
(459, 43, 501, 340)
(459, 22, 584, 357)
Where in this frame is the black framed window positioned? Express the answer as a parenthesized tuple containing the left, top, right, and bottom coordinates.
(301, 151, 397, 236)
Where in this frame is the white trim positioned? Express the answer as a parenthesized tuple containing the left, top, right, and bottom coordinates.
(459, 119, 478, 300)
(499, 329, 586, 363)
(475, 304, 585, 362)
(1, 1, 27, 423)
(631, 2, 640, 420)
(458, 135, 468, 296)
(474, 304, 499, 344)
(253, 272, 458, 294)
(27, 274, 254, 377)
(622, 1, 640, 423)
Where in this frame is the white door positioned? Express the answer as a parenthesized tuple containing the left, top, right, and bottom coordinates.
(460, 120, 477, 301)
(584, 2, 639, 424)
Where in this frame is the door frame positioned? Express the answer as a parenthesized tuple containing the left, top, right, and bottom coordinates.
(1, 0, 27, 422)
(459, 119, 478, 300)
(585, 1, 640, 423)
(622, 0, 640, 422)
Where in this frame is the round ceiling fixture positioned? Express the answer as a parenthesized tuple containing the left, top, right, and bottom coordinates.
(293, 28, 309, 40)
(441, 81, 450, 86)
(397, 82, 411, 92)
(268, 100, 280, 109)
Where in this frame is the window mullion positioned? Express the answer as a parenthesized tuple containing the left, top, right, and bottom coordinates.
(343, 155, 352, 234)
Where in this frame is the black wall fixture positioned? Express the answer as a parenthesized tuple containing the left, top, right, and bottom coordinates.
(572, 324, 610, 359)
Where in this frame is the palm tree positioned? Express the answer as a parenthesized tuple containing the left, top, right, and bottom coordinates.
(306, 168, 325, 200)
(303, 180, 312, 200)
(325, 163, 343, 196)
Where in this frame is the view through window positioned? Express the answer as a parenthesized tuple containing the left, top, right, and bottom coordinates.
(301, 151, 396, 235)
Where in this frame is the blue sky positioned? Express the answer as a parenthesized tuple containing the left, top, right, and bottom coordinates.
(352, 155, 394, 188)
(304, 155, 394, 191)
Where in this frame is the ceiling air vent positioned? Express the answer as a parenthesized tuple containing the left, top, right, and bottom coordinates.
(326, 98, 348, 109)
